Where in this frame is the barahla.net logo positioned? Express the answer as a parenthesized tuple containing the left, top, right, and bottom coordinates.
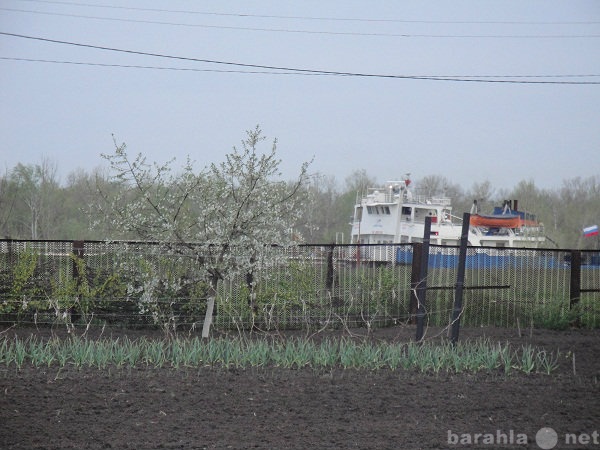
(447, 427, 600, 448)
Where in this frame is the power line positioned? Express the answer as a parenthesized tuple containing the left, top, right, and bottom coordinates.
(0, 56, 343, 75)
(3, 7, 600, 39)
(14, 0, 600, 25)
(1, 32, 599, 85)
(3, 56, 599, 82)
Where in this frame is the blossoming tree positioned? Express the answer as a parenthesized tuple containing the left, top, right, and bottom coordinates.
(97, 126, 311, 336)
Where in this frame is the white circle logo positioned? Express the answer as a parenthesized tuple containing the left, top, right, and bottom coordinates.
(536, 427, 558, 449)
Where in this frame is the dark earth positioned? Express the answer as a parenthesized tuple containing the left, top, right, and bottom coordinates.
(1, 325, 598, 450)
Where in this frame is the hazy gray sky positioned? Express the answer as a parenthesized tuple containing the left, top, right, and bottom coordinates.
(1, 1, 599, 191)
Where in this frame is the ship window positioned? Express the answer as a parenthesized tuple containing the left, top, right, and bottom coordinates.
(366, 205, 391, 215)
(402, 207, 411, 215)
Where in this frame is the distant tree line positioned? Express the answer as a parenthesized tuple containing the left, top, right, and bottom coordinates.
(1, 157, 599, 250)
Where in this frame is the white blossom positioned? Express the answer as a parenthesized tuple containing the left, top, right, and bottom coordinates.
(97, 126, 311, 293)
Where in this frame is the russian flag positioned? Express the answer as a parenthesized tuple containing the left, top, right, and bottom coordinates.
(583, 225, 599, 237)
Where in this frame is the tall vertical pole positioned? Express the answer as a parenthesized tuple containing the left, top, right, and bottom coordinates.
(569, 250, 581, 309)
(415, 216, 432, 342)
(71, 240, 85, 324)
(451, 213, 471, 345)
(569, 250, 582, 328)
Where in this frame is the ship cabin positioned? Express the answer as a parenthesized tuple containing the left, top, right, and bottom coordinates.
(350, 181, 459, 246)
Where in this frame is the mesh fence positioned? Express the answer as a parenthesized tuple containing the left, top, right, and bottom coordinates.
(216, 245, 411, 331)
(0, 239, 598, 332)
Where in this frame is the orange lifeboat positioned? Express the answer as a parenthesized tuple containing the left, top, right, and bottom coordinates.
(470, 214, 522, 228)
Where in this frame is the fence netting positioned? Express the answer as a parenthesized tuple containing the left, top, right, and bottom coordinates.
(0, 240, 598, 332)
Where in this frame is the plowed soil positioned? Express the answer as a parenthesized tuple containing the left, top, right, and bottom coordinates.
(1, 326, 598, 450)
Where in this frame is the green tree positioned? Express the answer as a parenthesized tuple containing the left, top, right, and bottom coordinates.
(10, 159, 60, 239)
(344, 169, 377, 196)
(61, 167, 119, 240)
(555, 176, 600, 248)
(463, 180, 496, 215)
(298, 173, 347, 244)
(0, 169, 17, 238)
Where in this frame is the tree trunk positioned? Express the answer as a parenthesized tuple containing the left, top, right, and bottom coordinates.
(201, 297, 215, 338)
(201, 278, 218, 338)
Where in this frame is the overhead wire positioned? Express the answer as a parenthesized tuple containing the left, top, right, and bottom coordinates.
(0, 56, 342, 75)
(13, 0, 600, 25)
(2, 56, 599, 83)
(1, 32, 599, 84)
(2, 7, 600, 39)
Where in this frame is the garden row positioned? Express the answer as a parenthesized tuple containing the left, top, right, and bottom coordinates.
(0, 335, 560, 375)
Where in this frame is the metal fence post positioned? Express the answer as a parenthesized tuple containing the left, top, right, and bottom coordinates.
(570, 250, 581, 309)
(72, 240, 85, 285)
(71, 240, 85, 322)
(451, 213, 471, 345)
(415, 216, 432, 342)
(326, 244, 335, 291)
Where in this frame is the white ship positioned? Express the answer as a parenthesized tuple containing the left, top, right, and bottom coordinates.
(350, 178, 545, 249)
